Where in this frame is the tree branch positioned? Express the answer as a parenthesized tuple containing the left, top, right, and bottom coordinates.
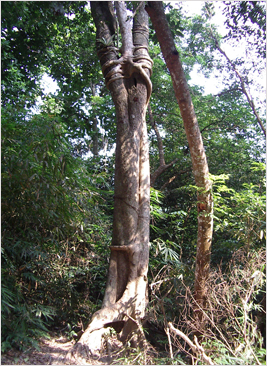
(114, 1, 133, 57)
(211, 32, 266, 137)
(168, 322, 215, 365)
(148, 104, 178, 187)
(160, 169, 190, 191)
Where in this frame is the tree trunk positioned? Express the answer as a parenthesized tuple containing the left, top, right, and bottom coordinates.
(91, 83, 99, 157)
(68, 1, 152, 360)
(148, 104, 178, 187)
(146, 2, 213, 333)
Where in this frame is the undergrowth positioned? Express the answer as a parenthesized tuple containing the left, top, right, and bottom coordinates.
(142, 248, 266, 365)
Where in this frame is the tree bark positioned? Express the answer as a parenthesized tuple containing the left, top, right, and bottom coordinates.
(91, 83, 99, 157)
(68, 1, 152, 360)
(148, 104, 178, 187)
(146, 2, 213, 333)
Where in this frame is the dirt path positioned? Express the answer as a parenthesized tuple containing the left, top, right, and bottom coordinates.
(1, 336, 76, 365)
(1, 334, 161, 365)
(1, 334, 124, 365)
(1, 335, 113, 365)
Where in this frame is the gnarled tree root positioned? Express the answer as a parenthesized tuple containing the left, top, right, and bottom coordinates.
(65, 295, 147, 364)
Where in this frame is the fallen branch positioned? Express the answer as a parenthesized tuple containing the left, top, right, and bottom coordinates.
(168, 322, 215, 365)
(166, 326, 173, 360)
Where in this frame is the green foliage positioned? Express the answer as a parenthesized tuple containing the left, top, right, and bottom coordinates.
(150, 188, 166, 227)
(46, 3, 104, 138)
(223, 1, 266, 59)
(1, 104, 112, 350)
(150, 188, 185, 269)
(1, 1, 69, 107)
(165, 4, 184, 39)
(211, 163, 266, 265)
(151, 238, 181, 264)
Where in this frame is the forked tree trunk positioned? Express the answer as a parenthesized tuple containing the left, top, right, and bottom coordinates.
(146, 2, 213, 333)
(68, 1, 152, 360)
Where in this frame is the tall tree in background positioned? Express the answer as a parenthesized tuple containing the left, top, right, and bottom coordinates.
(69, 1, 153, 359)
(146, 1, 213, 332)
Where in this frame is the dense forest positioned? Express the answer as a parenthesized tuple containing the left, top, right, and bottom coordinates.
(1, 1, 266, 365)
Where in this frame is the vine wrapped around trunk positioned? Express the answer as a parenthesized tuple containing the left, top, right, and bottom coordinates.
(67, 1, 152, 361)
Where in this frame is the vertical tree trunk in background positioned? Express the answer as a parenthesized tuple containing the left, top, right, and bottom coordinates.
(146, 2, 213, 334)
(91, 83, 99, 157)
(69, 1, 152, 360)
(148, 104, 178, 187)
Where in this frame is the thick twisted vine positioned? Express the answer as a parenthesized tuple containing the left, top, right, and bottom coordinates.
(97, 45, 153, 105)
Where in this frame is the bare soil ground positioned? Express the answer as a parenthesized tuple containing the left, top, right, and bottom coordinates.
(1, 336, 76, 365)
(1, 333, 156, 365)
(1, 334, 125, 365)
(1, 335, 115, 365)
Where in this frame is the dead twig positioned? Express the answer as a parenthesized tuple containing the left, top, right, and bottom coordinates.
(168, 322, 215, 365)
